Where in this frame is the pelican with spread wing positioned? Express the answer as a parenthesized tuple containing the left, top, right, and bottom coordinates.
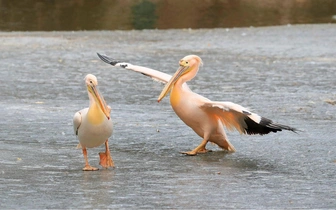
(98, 53, 297, 155)
(73, 74, 114, 170)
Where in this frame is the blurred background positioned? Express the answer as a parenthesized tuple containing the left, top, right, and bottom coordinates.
(0, 0, 336, 31)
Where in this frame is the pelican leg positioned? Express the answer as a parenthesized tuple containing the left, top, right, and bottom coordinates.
(82, 147, 99, 171)
(99, 139, 114, 168)
(181, 139, 209, 156)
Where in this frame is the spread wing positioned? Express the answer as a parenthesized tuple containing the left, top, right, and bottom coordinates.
(97, 53, 171, 84)
(201, 101, 297, 135)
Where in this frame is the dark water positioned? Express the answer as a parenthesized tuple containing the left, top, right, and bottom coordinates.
(0, 0, 336, 31)
(0, 25, 335, 208)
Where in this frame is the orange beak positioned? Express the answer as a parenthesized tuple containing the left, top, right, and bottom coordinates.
(88, 84, 111, 120)
(157, 65, 189, 102)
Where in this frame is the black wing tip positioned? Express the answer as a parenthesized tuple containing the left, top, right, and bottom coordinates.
(263, 120, 299, 134)
(97, 53, 121, 66)
(245, 117, 299, 135)
(276, 125, 301, 134)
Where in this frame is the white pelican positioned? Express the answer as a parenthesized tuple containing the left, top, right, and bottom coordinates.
(98, 53, 297, 155)
(73, 74, 114, 170)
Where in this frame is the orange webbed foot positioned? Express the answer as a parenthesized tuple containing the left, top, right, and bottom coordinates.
(197, 148, 213, 154)
(181, 148, 212, 156)
(99, 151, 114, 168)
(83, 165, 99, 171)
(181, 151, 198, 156)
(181, 139, 209, 156)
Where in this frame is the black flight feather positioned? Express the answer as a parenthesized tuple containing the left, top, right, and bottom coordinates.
(244, 117, 297, 135)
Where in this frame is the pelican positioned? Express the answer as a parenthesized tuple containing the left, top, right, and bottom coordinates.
(73, 74, 114, 170)
(98, 53, 297, 155)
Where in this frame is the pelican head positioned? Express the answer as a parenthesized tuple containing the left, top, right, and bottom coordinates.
(158, 55, 203, 102)
(85, 74, 111, 120)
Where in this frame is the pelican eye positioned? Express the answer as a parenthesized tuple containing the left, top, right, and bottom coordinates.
(90, 80, 93, 84)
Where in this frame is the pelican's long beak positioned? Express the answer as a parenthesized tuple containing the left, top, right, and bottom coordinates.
(88, 84, 111, 120)
(158, 64, 189, 102)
